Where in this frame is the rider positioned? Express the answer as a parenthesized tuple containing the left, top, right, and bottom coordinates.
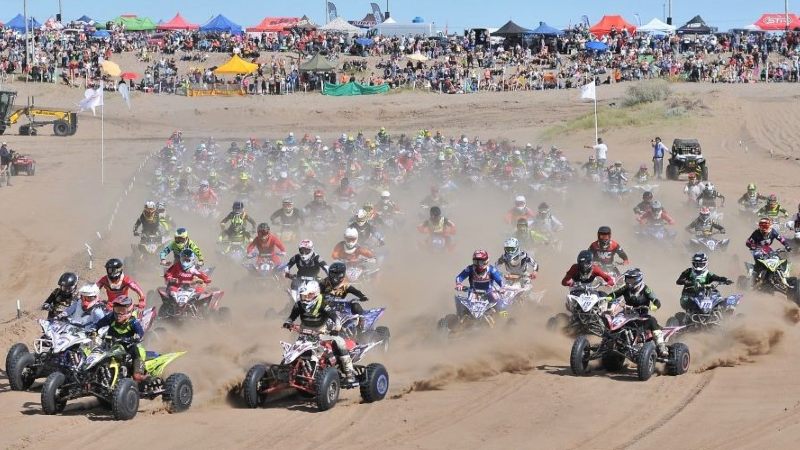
(348, 209, 384, 247)
(417, 206, 457, 249)
(495, 238, 538, 284)
(421, 185, 449, 208)
(270, 197, 305, 230)
(696, 182, 725, 208)
(41, 272, 79, 319)
(377, 190, 400, 216)
(220, 200, 257, 243)
(96, 258, 145, 311)
(633, 191, 655, 217)
(530, 202, 564, 233)
(606, 268, 668, 357)
(455, 250, 505, 316)
(133, 201, 162, 237)
(304, 189, 334, 217)
(246, 223, 286, 266)
(194, 180, 218, 207)
(746, 217, 791, 255)
(637, 200, 676, 226)
(58, 284, 106, 328)
(675, 253, 732, 313)
(331, 228, 376, 263)
(633, 164, 650, 183)
(686, 207, 726, 235)
(561, 250, 616, 287)
(160, 227, 204, 266)
(737, 183, 767, 209)
(588, 226, 630, 271)
(504, 195, 536, 224)
(684, 173, 702, 202)
(284, 239, 329, 294)
(282, 281, 357, 384)
(757, 194, 789, 220)
(164, 249, 211, 295)
(319, 262, 369, 316)
(156, 202, 174, 233)
(606, 161, 628, 189)
(93, 296, 148, 382)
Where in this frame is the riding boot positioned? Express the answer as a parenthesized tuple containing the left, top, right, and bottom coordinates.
(132, 359, 150, 383)
(339, 355, 357, 384)
(653, 329, 668, 357)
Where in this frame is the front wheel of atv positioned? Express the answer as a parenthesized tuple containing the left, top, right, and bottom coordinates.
(8, 352, 36, 391)
(570, 335, 591, 376)
(5, 342, 29, 374)
(666, 343, 691, 376)
(163, 373, 193, 412)
(243, 364, 268, 408)
(111, 378, 140, 420)
(314, 367, 340, 411)
(637, 342, 657, 381)
(666, 164, 678, 180)
(359, 363, 389, 403)
(41, 371, 67, 414)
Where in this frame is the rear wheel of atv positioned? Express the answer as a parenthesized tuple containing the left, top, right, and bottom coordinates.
(376, 326, 391, 352)
(359, 363, 389, 403)
(5, 342, 29, 374)
(601, 352, 626, 372)
(314, 367, 340, 411)
(163, 373, 193, 412)
(8, 352, 36, 391)
(666, 343, 691, 376)
(666, 316, 681, 328)
(570, 335, 591, 376)
(111, 378, 140, 421)
(788, 277, 800, 305)
(243, 364, 268, 408)
(41, 371, 67, 414)
(636, 342, 657, 381)
(666, 164, 678, 180)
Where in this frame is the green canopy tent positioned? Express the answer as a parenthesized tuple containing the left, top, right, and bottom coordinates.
(298, 53, 337, 72)
(105, 16, 156, 31)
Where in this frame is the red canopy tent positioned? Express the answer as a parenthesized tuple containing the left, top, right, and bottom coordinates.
(755, 13, 800, 31)
(157, 13, 199, 30)
(246, 17, 300, 33)
(589, 15, 637, 36)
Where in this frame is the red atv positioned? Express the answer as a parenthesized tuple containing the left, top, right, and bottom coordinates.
(570, 300, 690, 381)
(10, 152, 35, 176)
(243, 324, 388, 411)
(156, 281, 229, 323)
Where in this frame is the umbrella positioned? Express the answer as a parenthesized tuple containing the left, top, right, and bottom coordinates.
(100, 60, 121, 77)
(406, 53, 429, 62)
(120, 72, 139, 80)
(355, 37, 374, 46)
(585, 41, 609, 52)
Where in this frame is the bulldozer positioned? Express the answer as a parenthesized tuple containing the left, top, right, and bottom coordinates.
(0, 90, 78, 136)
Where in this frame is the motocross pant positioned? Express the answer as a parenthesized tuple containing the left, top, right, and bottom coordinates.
(124, 343, 147, 379)
(312, 326, 355, 376)
(679, 294, 696, 313)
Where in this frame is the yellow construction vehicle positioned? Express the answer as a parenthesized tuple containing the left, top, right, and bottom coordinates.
(0, 90, 78, 136)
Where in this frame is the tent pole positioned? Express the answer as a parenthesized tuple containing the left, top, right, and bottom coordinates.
(593, 77, 598, 145)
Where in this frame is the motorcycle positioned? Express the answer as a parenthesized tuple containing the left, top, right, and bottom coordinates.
(666, 283, 742, 329)
(737, 248, 800, 303)
(242, 324, 388, 411)
(687, 230, 729, 253)
(156, 282, 229, 323)
(40, 327, 192, 420)
(570, 300, 690, 381)
(547, 281, 609, 337)
(327, 299, 391, 352)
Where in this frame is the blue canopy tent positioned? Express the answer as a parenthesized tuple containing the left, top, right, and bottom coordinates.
(412, 16, 424, 23)
(92, 30, 110, 38)
(5, 14, 41, 32)
(530, 22, 564, 36)
(75, 15, 94, 24)
(585, 41, 609, 52)
(200, 14, 243, 34)
(355, 37, 374, 46)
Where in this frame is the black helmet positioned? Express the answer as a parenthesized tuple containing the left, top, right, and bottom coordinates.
(577, 250, 593, 272)
(429, 206, 441, 218)
(328, 262, 347, 285)
(597, 226, 611, 248)
(624, 268, 644, 291)
(233, 200, 244, 213)
(105, 258, 123, 281)
(538, 202, 550, 214)
(257, 222, 270, 235)
(692, 252, 708, 273)
(642, 191, 653, 200)
(58, 272, 78, 294)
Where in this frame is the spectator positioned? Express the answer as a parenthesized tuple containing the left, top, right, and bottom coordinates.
(651, 137, 668, 179)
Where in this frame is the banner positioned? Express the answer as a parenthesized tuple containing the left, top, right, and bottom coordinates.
(328, 2, 338, 22)
(371, 3, 383, 22)
(755, 13, 800, 31)
(323, 82, 389, 96)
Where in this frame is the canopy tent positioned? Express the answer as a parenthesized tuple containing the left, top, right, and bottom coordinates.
(4, 14, 41, 32)
(492, 20, 532, 37)
(638, 18, 676, 34)
(92, 30, 111, 38)
(299, 53, 337, 72)
(246, 17, 299, 33)
(158, 13, 199, 30)
(294, 15, 317, 31)
(412, 17, 425, 23)
(589, 15, 636, 36)
(75, 15, 94, 24)
(585, 41, 609, 52)
(323, 82, 389, 96)
(754, 13, 800, 31)
(677, 15, 713, 34)
(213, 55, 259, 74)
(199, 14, 243, 34)
(319, 17, 363, 34)
(111, 16, 156, 31)
(731, 24, 763, 32)
(355, 37, 374, 46)
(530, 21, 564, 36)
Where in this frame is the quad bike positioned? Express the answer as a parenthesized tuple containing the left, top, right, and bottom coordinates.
(9, 152, 35, 176)
(666, 138, 708, 181)
(40, 328, 192, 420)
(217, 237, 248, 264)
(547, 281, 610, 337)
(686, 230, 729, 253)
(437, 288, 512, 336)
(242, 253, 283, 281)
(635, 223, 677, 243)
(341, 257, 381, 284)
(737, 248, 800, 304)
(127, 232, 169, 271)
(327, 299, 391, 352)
(665, 283, 743, 330)
(570, 300, 690, 381)
(156, 282, 229, 323)
(499, 273, 544, 308)
(242, 324, 388, 411)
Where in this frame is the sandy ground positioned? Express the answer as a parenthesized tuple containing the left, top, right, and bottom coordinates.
(1, 80, 800, 450)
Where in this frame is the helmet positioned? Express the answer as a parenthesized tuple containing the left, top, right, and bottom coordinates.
(144, 201, 156, 211)
(174, 227, 189, 248)
(185, 167, 192, 174)
(651, 200, 663, 216)
(699, 207, 711, 221)
(313, 189, 325, 199)
(58, 272, 78, 294)
(614, 161, 622, 167)
(639, 164, 647, 170)
(747, 183, 756, 192)
(356, 209, 368, 225)
(759, 217, 772, 233)
(200, 180, 209, 189)
(537, 202, 550, 215)
(298, 280, 321, 312)
(257, 222, 270, 237)
(597, 226, 611, 249)
(768, 194, 778, 204)
(283, 198, 294, 211)
(288, 132, 294, 138)
(78, 284, 100, 311)
(472, 250, 489, 274)
(105, 258, 124, 281)
(233, 201, 244, 214)
(298, 239, 315, 262)
(704, 182, 715, 192)
(344, 228, 359, 251)
(514, 195, 526, 210)
(112, 296, 134, 323)
(643, 191, 653, 201)
(381, 190, 391, 199)
(179, 248, 196, 271)
(688, 172, 697, 181)
(503, 238, 520, 259)
(429, 206, 441, 219)
(624, 268, 644, 293)
(577, 250, 593, 272)
(363, 202, 374, 214)
(239, 172, 250, 181)
(516, 217, 529, 229)
(328, 262, 347, 285)
(692, 252, 708, 275)
(280, 171, 288, 179)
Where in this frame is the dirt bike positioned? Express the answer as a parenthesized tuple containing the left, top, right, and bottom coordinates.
(737, 248, 800, 303)
(327, 298, 391, 352)
(40, 328, 192, 420)
(666, 283, 742, 330)
(437, 288, 511, 336)
(570, 300, 690, 381)
(156, 282, 229, 323)
(687, 230, 729, 253)
(242, 324, 388, 411)
(547, 281, 610, 337)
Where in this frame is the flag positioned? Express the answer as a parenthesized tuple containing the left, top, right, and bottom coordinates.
(580, 81, 596, 101)
(371, 3, 384, 22)
(78, 82, 104, 115)
(327, 2, 338, 22)
(118, 81, 131, 109)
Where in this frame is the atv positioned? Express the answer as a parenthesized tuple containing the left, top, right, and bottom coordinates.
(666, 138, 707, 181)
(437, 288, 512, 336)
(327, 298, 391, 352)
(547, 282, 610, 337)
(666, 283, 742, 330)
(686, 230, 729, 253)
(737, 248, 800, 304)
(156, 281, 229, 323)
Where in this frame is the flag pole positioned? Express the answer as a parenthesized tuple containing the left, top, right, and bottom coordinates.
(101, 102, 105, 185)
(593, 77, 598, 144)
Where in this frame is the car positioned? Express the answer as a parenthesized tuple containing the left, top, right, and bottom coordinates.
(666, 138, 707, 181)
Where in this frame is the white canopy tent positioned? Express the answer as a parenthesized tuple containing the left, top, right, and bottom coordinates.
(638, 18, 676, 34)
(319, 17, 364, 35)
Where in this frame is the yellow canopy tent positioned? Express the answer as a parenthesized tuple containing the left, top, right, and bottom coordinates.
(213, 55, 259, 75)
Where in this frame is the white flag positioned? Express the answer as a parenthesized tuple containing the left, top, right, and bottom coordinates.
(78, 82, 104, 116)
(580, 81, 596, 101)
(118, 82, 131, 109)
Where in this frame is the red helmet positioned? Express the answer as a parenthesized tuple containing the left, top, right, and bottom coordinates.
(472, 250, 489, 274)
(759, 217, 772, 233)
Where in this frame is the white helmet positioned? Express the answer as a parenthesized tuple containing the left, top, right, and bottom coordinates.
(298, 280, 320, 311)
(503, 238, 520, 259)
(280, 171, 288, 179)
(514, 195, 526, 210)
(288, 132, 294, 138)
(322, 146, 329, 151)
(298, 239, 314, 261)
(145, 201, 156, 210)
(341, 133, 347, 140)
(380, 190, 391, 199)
(344, 228, 359, 252)
(78, 284, 100, 297)
(355, 209, 368, 224)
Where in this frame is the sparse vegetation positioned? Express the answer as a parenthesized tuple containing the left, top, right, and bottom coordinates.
(621, 81, 672, 107)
